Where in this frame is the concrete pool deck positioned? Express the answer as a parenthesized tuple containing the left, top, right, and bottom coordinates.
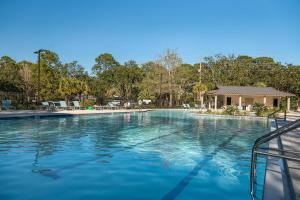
(0, 109, 151, 119)
(263, 112, 300, 200)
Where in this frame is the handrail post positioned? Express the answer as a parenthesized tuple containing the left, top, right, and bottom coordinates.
(284, 110, 287, 121)
(250, 150, 257, 199)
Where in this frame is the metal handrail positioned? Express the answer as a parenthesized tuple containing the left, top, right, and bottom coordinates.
(258, 147, 300, 156)
(250, 118, 300, 200)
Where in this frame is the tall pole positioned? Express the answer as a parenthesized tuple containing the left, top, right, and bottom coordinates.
(198, 59, 203, 107)
(34, 49, 46, 104)
(159, 71, 162, 107)
(37, 51, 41, 104)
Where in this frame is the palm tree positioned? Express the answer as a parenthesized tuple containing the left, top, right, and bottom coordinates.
(192, 82, 208, 107)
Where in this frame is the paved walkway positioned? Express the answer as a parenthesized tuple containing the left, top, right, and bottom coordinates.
(263, 112, 300, 200)
(0, 109, 151, 119)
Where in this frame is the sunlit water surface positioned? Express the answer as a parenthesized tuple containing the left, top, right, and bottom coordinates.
(0, 110, 268, 200)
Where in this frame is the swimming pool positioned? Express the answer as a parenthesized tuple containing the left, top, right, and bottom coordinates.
(0, 110, 268, 200)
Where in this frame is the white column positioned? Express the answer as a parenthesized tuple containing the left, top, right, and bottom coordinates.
(278, 98, 280, 109)
(287, 97, 291, 112)
(224, 95, 227, 108)
(208, 96, 211, 110)
(239, 96, 242, 107)
(263, 96, 267, 105)
(214, 95, 217, 110)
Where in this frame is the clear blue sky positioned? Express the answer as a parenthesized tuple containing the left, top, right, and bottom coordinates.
(1, 0, 299, 72)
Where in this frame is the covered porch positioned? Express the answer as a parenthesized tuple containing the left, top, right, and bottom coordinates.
(207, 86, 295, 111)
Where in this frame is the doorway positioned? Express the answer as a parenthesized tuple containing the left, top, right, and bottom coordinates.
(273, 98, 279, 107)
(226, 97, 232, 106)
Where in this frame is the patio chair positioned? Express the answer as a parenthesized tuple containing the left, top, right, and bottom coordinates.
(237, 105, 243, 111)
(1, 100, 15, 110)
(200, 104, 206, 109)
(123, 102, 132, 109)
(72, 101, 84, 110)
(246, 105, 252, 112)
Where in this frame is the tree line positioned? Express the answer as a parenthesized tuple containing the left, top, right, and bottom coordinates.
(0, 49, 299, 108)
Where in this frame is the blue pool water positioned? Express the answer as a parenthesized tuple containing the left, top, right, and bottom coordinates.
(0, 110, 268, 200)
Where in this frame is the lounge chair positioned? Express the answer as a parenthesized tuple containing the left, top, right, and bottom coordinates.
(41, 101, 51, 110)
(142, 99, 152, 105)
(200, 104, 206, 109)
(107, 101, 121, 109)
(124, 102, 133, 109)
(182, 104, 187, 109)
(108, 102, 118, 110)
(72, 101, 84, 110)
(1, 100, 15, 110)
(186, 104, 191, 109)
(54, 101, 69, 110)
(93, 105, 106, 110)
(199, 104, 207, 112)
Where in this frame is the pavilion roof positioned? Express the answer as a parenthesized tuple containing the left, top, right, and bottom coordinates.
(207, 86, 295, 97)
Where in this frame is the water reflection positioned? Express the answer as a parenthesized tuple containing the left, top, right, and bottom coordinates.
(0, 111, 268, 183)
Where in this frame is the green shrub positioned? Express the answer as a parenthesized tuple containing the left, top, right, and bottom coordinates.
(205, 109, 212, 114)
(224, 105, 238, 115)
(82, 99, 96, 107)
(252, 103, 269, 116)
(16, 103, 38, 110)
(236, 111, 249, 116)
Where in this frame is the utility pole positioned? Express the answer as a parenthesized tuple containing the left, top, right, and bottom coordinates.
(198, 59, 204, 107)
(34, 49, 46, 104)
(159, 71, 162, 107)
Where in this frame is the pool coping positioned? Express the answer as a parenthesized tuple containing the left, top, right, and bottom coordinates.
(0, 108, 267, 121)
(191, 112, 267, 121)
(0, 109, 152, 120)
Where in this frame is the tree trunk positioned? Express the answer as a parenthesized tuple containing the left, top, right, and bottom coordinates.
(168, 70, 172, 107)
(200, 94, 204, 107)
(177, 92, 181, 107)
(65, 96, 69, 106)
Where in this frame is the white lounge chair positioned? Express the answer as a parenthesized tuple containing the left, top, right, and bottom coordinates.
(108, 102, 117, 110)
(54, 101, 69, 110)
(72, 101, 85, 110)
(41, 101, 51, 110)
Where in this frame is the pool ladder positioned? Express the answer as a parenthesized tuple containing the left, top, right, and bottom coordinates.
(250, 110, 300, 200)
